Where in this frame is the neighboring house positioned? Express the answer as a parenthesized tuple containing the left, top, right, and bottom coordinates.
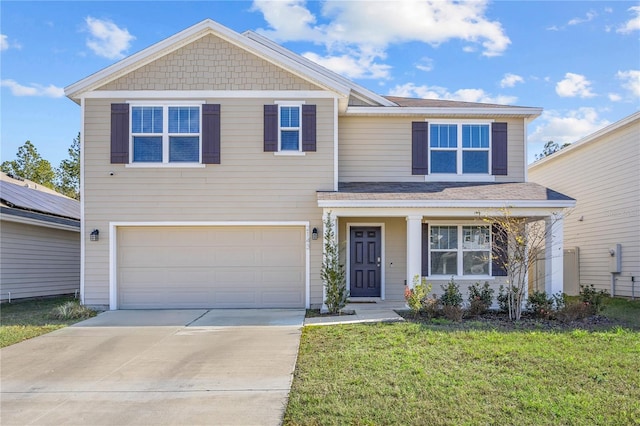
(64, 19, 574, 310)
(529, 112, 640, 297)
(0, 173, 81, 301)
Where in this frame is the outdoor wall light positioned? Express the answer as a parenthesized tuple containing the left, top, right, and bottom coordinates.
(312, 227, 319, 240)
(90, 229, 100, 242)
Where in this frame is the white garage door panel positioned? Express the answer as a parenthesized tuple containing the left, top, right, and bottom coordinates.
(118, 226, 305, 309)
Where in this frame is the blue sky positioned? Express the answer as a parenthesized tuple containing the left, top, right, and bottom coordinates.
(1, 1, 639, 166)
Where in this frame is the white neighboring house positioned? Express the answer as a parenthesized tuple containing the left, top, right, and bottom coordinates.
(529, 112, 640, 297)
(0, 172, 81, 301)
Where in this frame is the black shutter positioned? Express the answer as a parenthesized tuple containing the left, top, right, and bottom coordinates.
(422, 223, 429, 276)
(491, 122, 508, 175)
(492, 223, 508, 276)
(301, 104, 316, 152)
(202, 104, 221, 164)
(412, 121, 429, 175)
(264, 104, 278, 152)
(111, 103, 129, 164)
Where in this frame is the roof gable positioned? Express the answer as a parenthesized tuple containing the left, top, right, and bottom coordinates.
(65, 19, 357, 102)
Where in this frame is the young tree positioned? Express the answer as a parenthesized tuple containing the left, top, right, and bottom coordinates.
(321, 212, 348, 314)
(56, 133, 80, 200)
(1, 140, 56, 189)
(484, 209, 558, 321)
(535, 140, 571, 160)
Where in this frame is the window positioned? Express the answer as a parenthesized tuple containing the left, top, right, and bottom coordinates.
(429, 225, 491, 276)
(279, 105, 301, 151)
(131, 105, 201, 163)
(430, 123, 490, 174)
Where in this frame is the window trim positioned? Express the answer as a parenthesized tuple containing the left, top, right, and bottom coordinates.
(274, 100, 305, 153)
(427, 222, 493, 279)
(427, 119, 494, 178)
(128, 101, 205, 166)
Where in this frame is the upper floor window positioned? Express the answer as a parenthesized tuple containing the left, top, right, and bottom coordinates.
(430, 123, 490, 174)
(131, 105, 201, 163)
(263, 103, 316, 153)
(279, 106, 301, 151)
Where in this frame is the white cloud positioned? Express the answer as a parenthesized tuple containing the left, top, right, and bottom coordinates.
(85, 17, 135, 60)
(616, 69, 640, 97)
(529, 108, 610, 146)
(251, 0, 510, 78)
(415, 57, 433, 72)
(608, 93, 622, 102)
(0, 34, 8, 51)
(302, 51, 392, 79)
(500, 73, 524, 88)
(568, 11, 597, 26)
(617, 6, 640, 34)
(388, 83, 517, 105)
(1, 79, 65, 97)
(555, 73, 596, 98)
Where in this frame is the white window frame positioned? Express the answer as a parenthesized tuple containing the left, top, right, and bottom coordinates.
(428, 222, 493, 279)
(427, 120, 494, 182)
(275, 100, 305, 155)
(128, 101, 204, 166)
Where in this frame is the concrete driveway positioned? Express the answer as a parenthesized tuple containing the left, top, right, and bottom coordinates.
(0, 309, 305, 426)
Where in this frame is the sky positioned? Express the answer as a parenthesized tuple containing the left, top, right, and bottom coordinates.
(1, 0, 639, 167)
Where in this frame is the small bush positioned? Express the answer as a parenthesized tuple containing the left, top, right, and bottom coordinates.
(556, 300, 593, 323)
(440, 277, 463, 307)
(579, 284, 609, 315)
(527, 291, 554, 319)
(467, 281, 494, 316)
(442, 305, 464, 322)
(497, 285, 519, 313)
(404, 276, 432, 317)
(421, 295, 441, 319)
(49, 301, 96, 320)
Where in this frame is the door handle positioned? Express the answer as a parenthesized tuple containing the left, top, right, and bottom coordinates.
(377, 256, 381, 268)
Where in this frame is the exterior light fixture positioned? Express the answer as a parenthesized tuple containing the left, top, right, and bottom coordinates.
(312, 227, 319, 240)
(90, 229, 100, 241)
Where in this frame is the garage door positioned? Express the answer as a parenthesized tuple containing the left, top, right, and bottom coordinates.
(117, 226, 305, 309)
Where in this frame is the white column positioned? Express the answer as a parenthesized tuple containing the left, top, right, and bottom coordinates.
(406, 215, 423, 289)
(545, 214, 564, 295)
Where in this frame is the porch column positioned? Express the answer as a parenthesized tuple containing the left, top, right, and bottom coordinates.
(406, 215, 422, 289)
(545, 214, 564, 295)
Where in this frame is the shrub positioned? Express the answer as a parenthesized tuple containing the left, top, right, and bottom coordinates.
(321, 214, 348, 314)
(527, 291, 554, 319)
(579, 284, 609, 315)
(556, 299, 593, 323)
(49, 301, 96, 320)
(404, 276, 432, 317)
(440, 277, 463, 307)
(467, 281, 494, 316)
(497, 285, 519, 313)
(442, 305, 464, 322)
(421, 294, 441, 319)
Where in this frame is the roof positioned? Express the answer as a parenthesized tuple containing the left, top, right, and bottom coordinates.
(530, 110, 640, 169)
(0, 176, 80, 221)
(384, 96, 519, 109)
(317, 182, 575, 208)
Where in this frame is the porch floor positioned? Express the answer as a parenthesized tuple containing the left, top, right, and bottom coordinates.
(305, 300, 407, 326)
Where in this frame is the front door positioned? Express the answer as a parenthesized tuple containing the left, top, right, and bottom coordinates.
(350, 226, 381, 297)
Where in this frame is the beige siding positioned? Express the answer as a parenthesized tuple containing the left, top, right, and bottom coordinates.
(99, 34, 321, 91)
(0, 220, 80, 300)
(83, 97, 334, 307)
(338, 116, 526, 182)
(529, 118, 640, 297)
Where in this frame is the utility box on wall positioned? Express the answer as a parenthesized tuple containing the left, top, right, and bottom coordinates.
(609, 243, 622, 273)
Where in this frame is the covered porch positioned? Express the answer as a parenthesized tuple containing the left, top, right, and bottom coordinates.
(317, 182, 575, 304)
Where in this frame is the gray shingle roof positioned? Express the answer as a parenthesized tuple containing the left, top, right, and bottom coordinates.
(1, 180, 80, 220)
(318, 182, 574, 202)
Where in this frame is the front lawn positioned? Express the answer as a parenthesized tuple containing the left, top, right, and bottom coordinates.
(0, 296, 95, 348)
(285, 319, 639, 425)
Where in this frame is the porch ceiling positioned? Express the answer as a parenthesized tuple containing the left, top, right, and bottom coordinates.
(317, 182, 575, 209)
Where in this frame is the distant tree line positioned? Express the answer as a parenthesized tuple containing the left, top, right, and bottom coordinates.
(535, 140, 571, 161)
(1, 133, 80, 200)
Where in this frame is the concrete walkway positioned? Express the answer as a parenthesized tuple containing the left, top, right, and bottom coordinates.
(304, 302, 407, 326)
(0, 309, 305, 426)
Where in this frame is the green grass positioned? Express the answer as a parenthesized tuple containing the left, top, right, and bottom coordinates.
(602, 297, 640, 327)
(285, 322, 640, 425)
(0, 296, 95, 348)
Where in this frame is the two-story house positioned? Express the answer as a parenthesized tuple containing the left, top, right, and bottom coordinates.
(65, 19, 574, 310)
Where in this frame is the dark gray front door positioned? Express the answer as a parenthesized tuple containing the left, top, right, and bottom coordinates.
(350, 227, 381, 297)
